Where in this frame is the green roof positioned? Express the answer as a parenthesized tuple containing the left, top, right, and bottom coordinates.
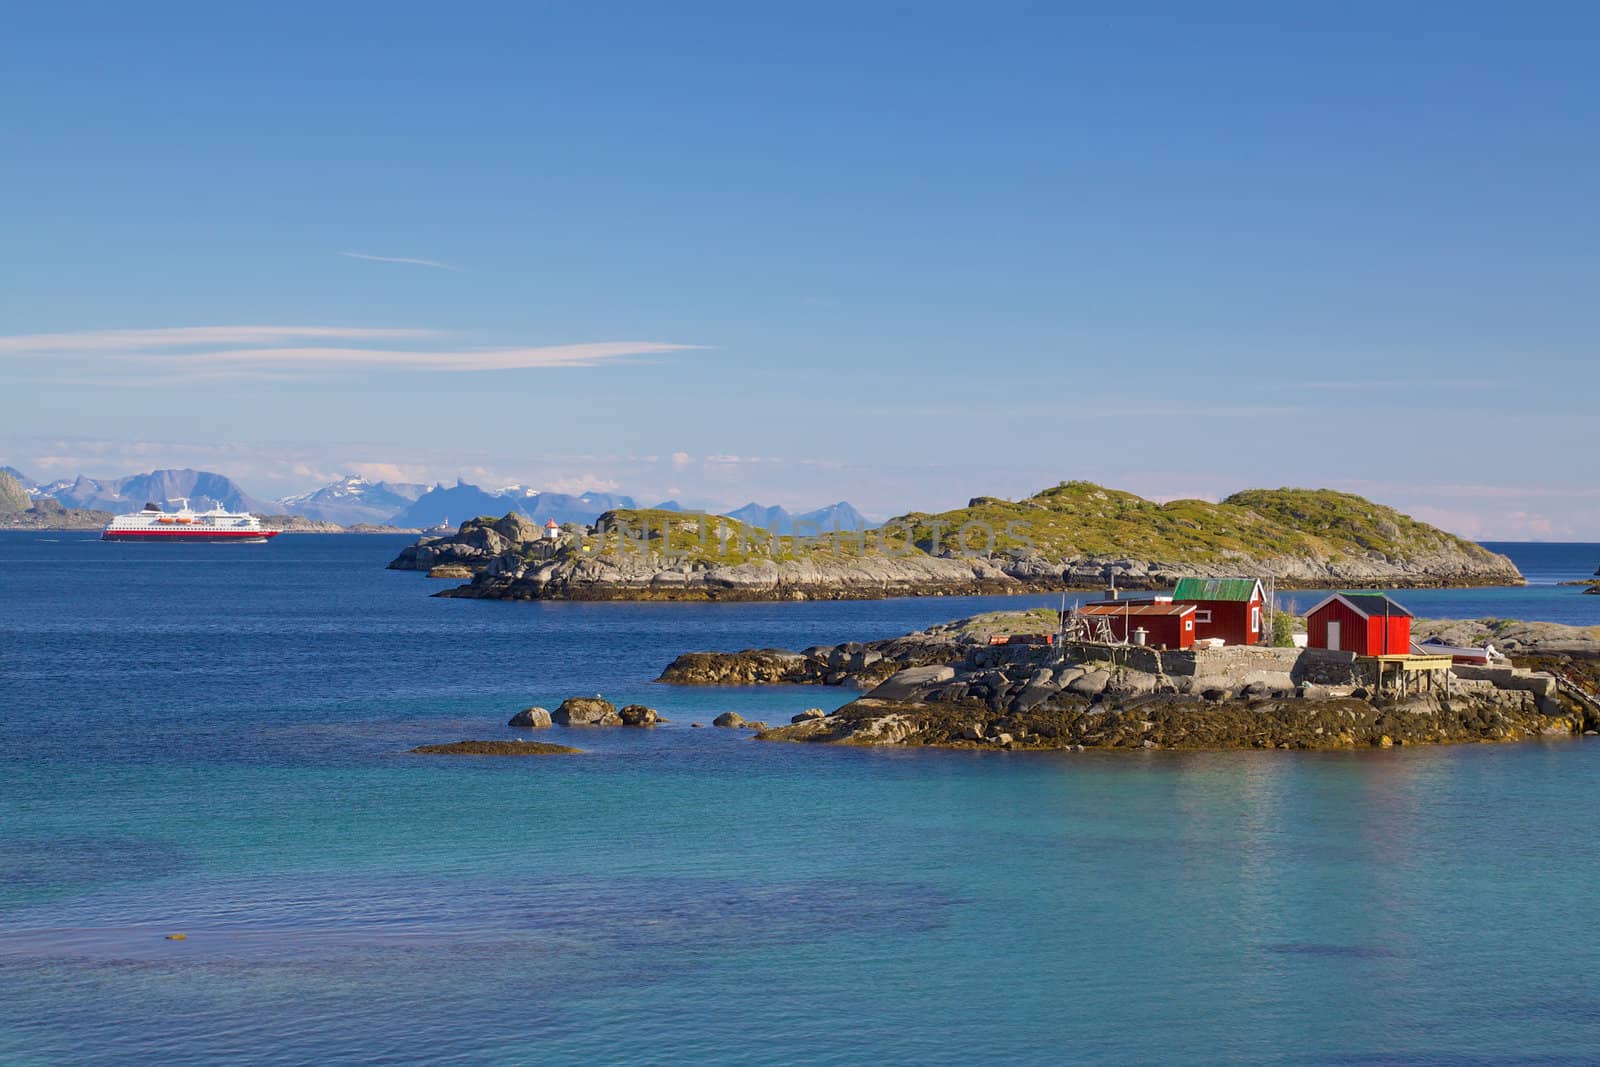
(1172, 577, 1261, 602)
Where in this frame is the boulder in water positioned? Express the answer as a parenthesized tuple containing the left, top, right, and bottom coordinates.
(553, 697, 621, 726)
(619, 704, 661, 726)
(508, 707, 553, 728)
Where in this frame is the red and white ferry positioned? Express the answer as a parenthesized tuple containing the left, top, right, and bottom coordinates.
(102, 499, 279, 543)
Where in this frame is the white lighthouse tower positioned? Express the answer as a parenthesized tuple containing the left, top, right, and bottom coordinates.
(543, 519, 561, 541)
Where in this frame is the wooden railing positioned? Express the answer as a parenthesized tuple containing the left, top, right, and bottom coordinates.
(1552, 669, 1600, 719)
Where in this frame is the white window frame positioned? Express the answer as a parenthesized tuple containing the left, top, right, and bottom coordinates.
(1194, 609, 1212, 623)
(1251, 606, 1261, 632)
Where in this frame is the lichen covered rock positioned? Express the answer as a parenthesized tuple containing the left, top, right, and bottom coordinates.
(553, 697, 621, 726)
(507, 707, 553, 728)
(619, 704, 662, 726)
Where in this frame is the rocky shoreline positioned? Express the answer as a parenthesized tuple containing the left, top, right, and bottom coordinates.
(755, 693, 1578, 750)
(658, 612, 1599, 751)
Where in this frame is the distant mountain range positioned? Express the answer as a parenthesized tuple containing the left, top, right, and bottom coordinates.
(43, 469, 271, 514)
(1, 464, 875, 532)
(394, 481, 641, 528)
(280, 475, 427, 525)
(724, 501, 874, 533)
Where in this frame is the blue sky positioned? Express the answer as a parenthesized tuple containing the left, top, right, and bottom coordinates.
(3, 2, 1596, 536)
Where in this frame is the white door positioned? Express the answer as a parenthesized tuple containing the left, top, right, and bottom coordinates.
(1326, 620, 1341, 651)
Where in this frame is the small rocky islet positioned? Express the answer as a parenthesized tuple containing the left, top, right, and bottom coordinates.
(660, 611, 1600, 751)
(386, 483, 1524, 602)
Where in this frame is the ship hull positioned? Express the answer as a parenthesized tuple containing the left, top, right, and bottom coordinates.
(101, 530, 279, 543)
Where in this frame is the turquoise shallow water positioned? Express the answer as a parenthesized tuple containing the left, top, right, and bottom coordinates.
(3, 534, 1600, 1065)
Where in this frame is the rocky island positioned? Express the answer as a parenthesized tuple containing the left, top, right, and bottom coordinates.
(389, 482, 1523, 601)
(657, 611, 1600, 751)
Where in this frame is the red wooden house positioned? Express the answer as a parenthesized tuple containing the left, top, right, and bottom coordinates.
(1171, 578, 1265, 645)
(1074, 602, 1197, 649)
(1305, 593, 1413, 656)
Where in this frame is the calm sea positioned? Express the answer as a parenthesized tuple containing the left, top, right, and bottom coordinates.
(2, 534, 1599, 1065)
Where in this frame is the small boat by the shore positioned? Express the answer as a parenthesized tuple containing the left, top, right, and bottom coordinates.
(1412, 636, 1504, 666)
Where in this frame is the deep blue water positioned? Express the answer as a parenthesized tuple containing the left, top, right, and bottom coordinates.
(3, 534, 1600, 1065)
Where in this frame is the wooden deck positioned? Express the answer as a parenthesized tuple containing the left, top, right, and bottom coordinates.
(1363, 653, 1456, 697)
(1368, 654, 1454, 671)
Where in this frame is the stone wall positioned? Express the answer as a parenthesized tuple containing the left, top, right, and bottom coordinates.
(1452, 664, 1558, 698)
(1049, 641, 1358, 687)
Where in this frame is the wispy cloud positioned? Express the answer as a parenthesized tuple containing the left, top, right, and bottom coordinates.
(0, 325, 435, 354)
(0, 325, 702, 383)
(145, 342, 700, 374)
(840, 404, 1309, 420)
(339, 251, 462, 272)
(1292, 378, 1498, 391)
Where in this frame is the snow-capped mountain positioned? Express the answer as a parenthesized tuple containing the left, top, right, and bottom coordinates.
(394, 481, 639, 527)
(278, 475, 427, 525)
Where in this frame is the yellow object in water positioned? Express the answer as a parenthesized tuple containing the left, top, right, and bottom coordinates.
(165, 933, 187, 941)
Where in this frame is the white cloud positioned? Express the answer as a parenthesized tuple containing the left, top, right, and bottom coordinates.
(1292, 379, 1497, 391)
(0, 325, 702, 383)
(347, 462, 431, 484)
(1404, 505, 1569, 541)
(0, 325, 435, 353)
(339, 251, 463, 272)
(541, 474, 623, 495)
(148, 342, 699, 373)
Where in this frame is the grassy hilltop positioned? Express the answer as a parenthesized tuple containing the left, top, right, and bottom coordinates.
(893, 482, 1505, 567)
(566, 483, 1508, 574)
(577, 507, 887, 565)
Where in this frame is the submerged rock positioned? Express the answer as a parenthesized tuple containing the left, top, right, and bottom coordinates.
(412, 740, 581, 755)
